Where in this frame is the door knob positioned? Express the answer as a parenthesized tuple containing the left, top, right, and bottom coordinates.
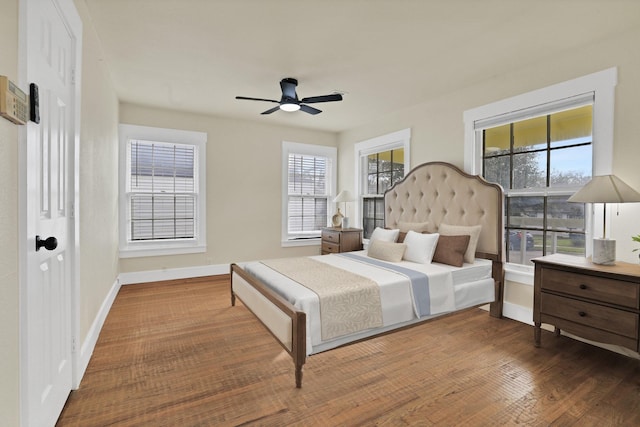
(36, 235, 58, 251)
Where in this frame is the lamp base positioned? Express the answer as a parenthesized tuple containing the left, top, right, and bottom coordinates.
(331, 208, 344, 228)
(592, 238, 616, 265)
(342, 217, 350, 229)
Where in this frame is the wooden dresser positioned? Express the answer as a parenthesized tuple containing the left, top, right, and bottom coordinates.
(533, 254, 640, 353)
(321, 227, 363, 255)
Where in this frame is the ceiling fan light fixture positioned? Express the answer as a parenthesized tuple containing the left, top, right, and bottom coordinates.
(280, 103, 300, 112)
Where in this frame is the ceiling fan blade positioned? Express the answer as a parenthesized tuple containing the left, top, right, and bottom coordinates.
(300, 93, 343, 104)
(261, 105, 282, 115)
(280, 78, 298, 100)
(299, 104, 322, 115)
(236, 96, 280, 103)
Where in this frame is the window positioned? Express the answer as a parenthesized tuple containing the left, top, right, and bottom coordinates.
(119, 124, 207, 257)
(483, 103, 593, 265)
(464, 68, 617, 270)
(354, 129, 411, 239)
(282, 141, 336, 246)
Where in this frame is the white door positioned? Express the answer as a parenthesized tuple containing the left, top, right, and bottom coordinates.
(22, 0, 79, 425)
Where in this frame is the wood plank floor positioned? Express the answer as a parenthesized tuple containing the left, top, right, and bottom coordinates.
(57, 276, 640, 426)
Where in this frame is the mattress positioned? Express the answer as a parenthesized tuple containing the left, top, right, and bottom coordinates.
(238, 251, 494, 355)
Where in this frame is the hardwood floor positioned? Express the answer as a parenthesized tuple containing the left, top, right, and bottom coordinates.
(57, 276, 640, 426)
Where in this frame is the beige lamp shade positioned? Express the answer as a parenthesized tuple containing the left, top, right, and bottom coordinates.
(333, 190, 355, 203)
(568, 174, 640, 265)
(567, 174, 640, 204)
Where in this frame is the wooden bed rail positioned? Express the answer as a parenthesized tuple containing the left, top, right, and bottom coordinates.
(230, 263, 307, 388)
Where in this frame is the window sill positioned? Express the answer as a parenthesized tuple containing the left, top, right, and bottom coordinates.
(119, 243, 206, 258)
(281, 238, 321, 248)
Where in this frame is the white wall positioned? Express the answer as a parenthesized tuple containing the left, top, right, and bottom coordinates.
(337, 24, 640, 319)
(118, 103, 338, 274)
(74, 0, 121, 347)
(0, 0, 20, 423)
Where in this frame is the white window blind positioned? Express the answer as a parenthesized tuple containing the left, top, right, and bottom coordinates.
(127, 140, 197, 241)
(281, 141, 336, 245)
(287, 153, 329, 237)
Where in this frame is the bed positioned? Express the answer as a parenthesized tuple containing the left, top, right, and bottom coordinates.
(230, 161, 504, 387)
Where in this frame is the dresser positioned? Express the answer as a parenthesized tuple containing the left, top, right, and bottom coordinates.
(533, 254, 640, 352)
(321, 227, 363, 255)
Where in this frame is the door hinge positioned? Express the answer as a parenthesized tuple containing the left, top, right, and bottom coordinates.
(70, 68, 76, 85)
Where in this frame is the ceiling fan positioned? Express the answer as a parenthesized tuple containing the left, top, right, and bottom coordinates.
(236, 78, 343, 115)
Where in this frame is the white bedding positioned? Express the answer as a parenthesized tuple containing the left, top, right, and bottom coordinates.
(239, 251, 494, 355)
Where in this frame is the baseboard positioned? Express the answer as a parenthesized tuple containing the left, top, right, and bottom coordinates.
(118, 263, 230, 285)
(76, 276, 121, 385)
(502, 301, 533, 325)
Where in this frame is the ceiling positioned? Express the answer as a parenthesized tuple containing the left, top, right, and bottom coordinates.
(84, 0, 640, 133)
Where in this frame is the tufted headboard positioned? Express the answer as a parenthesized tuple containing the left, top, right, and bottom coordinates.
(384, 161, 504, 262)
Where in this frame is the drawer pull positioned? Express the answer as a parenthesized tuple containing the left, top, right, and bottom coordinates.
(578, 311, 587, 317)
(579, 284, 587, 290)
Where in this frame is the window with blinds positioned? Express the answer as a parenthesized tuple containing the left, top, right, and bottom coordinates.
(119, 124, 206, 258)
(281, 141, 336, 244)
(287, 153, 329, 238)
(127, 140, 197, 241)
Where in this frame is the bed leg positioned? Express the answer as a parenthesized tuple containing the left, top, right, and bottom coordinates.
(489, 261, 504, 318)
(230, 264, 236, 306)
(295, 364, 303, 388)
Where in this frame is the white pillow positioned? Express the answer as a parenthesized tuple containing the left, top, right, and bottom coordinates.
(370, 227, 400, 243)
(438, 223, 482, 264)
(402, 231, 440, 264)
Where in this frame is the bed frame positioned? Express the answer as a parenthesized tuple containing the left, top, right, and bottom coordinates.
(230, 161, 504, 388)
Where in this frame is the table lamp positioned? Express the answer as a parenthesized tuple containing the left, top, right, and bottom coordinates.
(568, 174, 640, 265)
(333, 190, 355, 228)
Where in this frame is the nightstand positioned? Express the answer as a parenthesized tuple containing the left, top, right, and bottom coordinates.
(321, 227, 363, 255)
(533, 254, 640, 353)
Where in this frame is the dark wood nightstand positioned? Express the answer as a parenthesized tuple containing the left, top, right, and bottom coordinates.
(321, 227, 363, 255)
(533, 254, 640, 353)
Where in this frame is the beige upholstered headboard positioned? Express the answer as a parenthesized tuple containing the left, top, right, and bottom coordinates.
(384, 162, 504, 262)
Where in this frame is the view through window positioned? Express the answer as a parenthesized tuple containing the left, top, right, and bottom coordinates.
(362, 148, 404, 238)
(482, 105, 592, 265)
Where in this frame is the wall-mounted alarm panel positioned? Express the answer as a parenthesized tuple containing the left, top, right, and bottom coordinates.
(0, 75, 28, 125)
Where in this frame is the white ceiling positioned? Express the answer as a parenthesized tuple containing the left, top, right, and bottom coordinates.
(84, 0, 640, 132)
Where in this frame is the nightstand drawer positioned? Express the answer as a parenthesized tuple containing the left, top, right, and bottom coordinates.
(322, 230, 341, 244)
(541, 293, 639, 339)
(541, 268, 639, 309)
(322, 241, 340, 254)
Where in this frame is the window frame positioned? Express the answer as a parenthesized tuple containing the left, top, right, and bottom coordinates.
(464, 67, 617, 276)
(483, 102, 593, 265)
(354, 128, 411, 240)
(281, 141, 337, 247)
(118, 124, 207, 258)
